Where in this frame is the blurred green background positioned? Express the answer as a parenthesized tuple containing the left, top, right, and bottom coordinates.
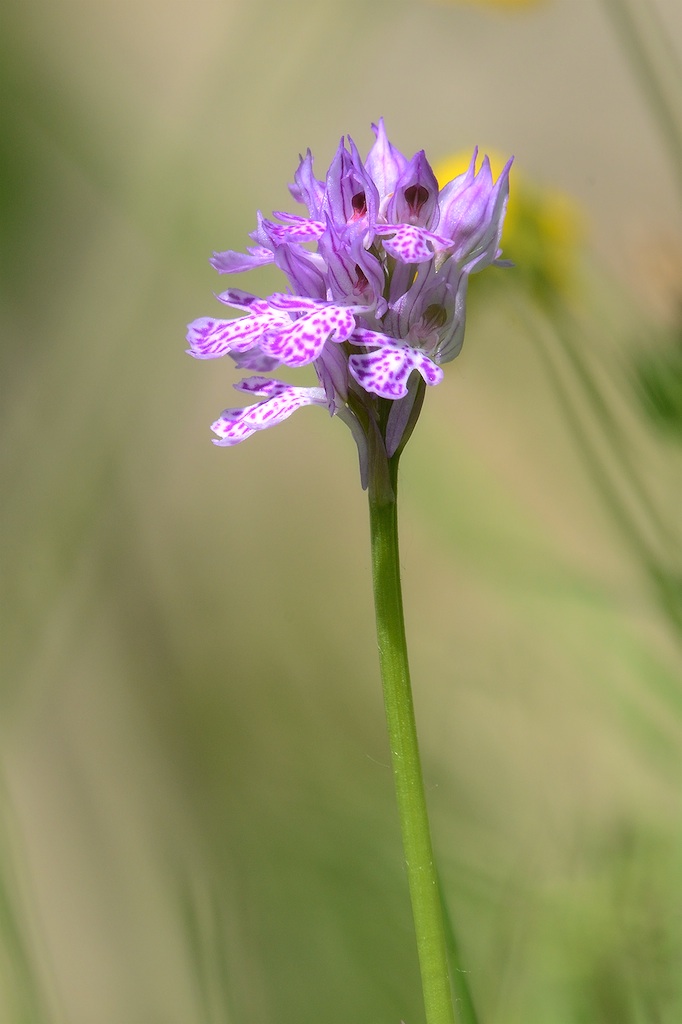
(2, 0, 682, 1022)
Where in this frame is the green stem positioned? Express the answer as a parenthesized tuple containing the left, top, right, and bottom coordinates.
(368, 447, 458, 1024)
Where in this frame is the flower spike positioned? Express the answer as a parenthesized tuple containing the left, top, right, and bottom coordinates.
(187, 122, 511, 471)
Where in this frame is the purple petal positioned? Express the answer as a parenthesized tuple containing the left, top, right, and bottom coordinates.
(386, 258, 458, 341)
(210, 247, 274, 274)
(365, 118, 408, 205)
(437, 148, 478, 199)
(317, 216, 386, 310)
(433, 272, 469, 363)
(315, 340, 350, 405)
(211, 378, 328, 446)
(289, 149, 325, 219)
(385, 150, 440, 229)
(437, 154, 512, 268)
(348, 343, 443, 399)
(462, 158, 513, 272)
(274, 246, 327, 299)
(323, 137, 379, 232)
(385, 374, 423, 457)
(230, 347, 281, 372)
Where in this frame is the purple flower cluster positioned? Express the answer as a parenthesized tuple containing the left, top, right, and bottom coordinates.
(187, 120, 511, 466)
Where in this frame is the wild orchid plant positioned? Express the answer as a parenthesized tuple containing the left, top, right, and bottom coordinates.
(187, 120, 511, 1024)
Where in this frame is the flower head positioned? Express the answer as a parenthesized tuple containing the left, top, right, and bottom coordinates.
(187, 121, 511, 477)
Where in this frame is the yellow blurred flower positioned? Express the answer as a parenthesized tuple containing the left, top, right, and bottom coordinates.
(434, 150, 585, 301)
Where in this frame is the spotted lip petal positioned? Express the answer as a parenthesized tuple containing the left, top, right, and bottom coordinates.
(260, 214, 325, 244)
(260, 303, 357, 366)
(186, 308, 288, 360)
(267, 293, 334, 313)
(215, 288, 270, 312)
(211, 377, 328, 446)
(348, 336, 444, 399)
(375, 224, 453, 264)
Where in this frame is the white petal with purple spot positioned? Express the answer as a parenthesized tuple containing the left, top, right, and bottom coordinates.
(186, 310, 287, 359)
(261, 216, 325, 244)
(376, 225, 452, 264)
(211, 378, 328, 446)
(216, 288, 270, 312)
(261, 306, 357, 367)
(267, 293, 328, 314)
(348, 344, 443, 399)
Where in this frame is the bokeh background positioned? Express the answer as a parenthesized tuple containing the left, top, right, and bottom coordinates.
(3, 0, 682, 1022)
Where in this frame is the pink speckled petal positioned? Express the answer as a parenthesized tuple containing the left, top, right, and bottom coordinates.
(376, 224, 452, 264)
(348, 344, 443, 399)
(350, 326, 399, 348)
(211, 378, 328, 446)
(215, 288, 270, 312)
(186, 310, 286, 359)
(267, 293, 327, 313)
(261, 305, 357, 366)
(260, 215, 325, 244)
